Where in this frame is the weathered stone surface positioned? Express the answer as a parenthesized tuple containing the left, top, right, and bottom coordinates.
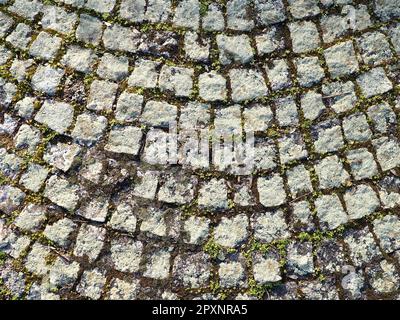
(44, 175, 79, 211)
(104, 126, 143, 156)
(198, 72, 227, 101)
(29, 32, 62, 61)
(14, 204, 46, 232)
(31, 65, 64, 95)
(74, 224, 106, 263)
(344, 227, 381, 267)
(61, 46, 97, 73)
(198, 179, 228, 210)
(76, 14, 103, 45)
(44, 142, 81, 172)
(287, 242, 314, 278)
(19, 163, 49, 193)
(315, 155, 350, 190)
(25, 242, 51, 276)
(173, 252, 210, 288)
(253, 253, 282, 283)
(0, 0, 399, 301)
(289, 21, 320, 53)
(71, 113, 108, 146)
(315, 194, 348, 230)
(357, 68, 393, 98)
(229, 68, 268, 102)
(257, 174, 286, 208)
(76, 269, 106, 300)
(35, 101, 74, 134)
(110, 237, 143, 273)
(373, 215, 400, 254)
(44, 218, 77, 248)
(324, 41, 359, 78)
(87, 80, 118, 112)
(344, 184, 380, 220)
(214, 214, 249, 248)
(252, 210, 290, 243)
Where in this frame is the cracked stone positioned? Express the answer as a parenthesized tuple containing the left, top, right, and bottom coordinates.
(322, 81, 357, 113)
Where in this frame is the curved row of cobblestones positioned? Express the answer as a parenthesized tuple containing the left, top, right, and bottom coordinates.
(0, 0, 400, 300)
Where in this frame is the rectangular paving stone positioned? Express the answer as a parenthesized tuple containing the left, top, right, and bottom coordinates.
(35, 100, 74, 134)
(1, 0, 400, 301)
(104, 126, 143, 155)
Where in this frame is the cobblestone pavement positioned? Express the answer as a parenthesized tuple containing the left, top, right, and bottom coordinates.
(1, 0, 400, 300)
